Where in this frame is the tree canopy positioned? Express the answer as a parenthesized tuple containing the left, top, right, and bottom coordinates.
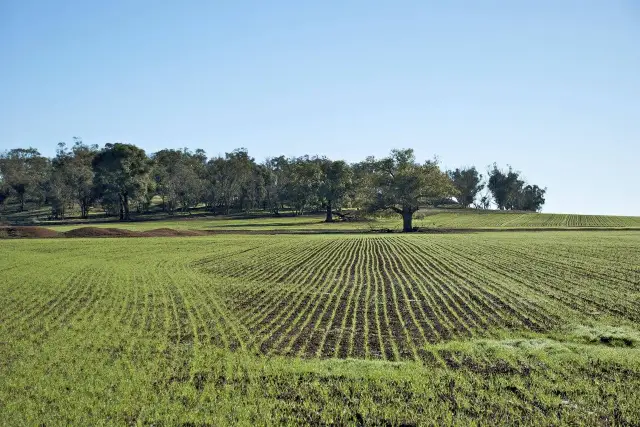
(92, 143, 151, 220)
(487, 164, 546, 212)
(361, 149, 456, 231)
(447, 167, 484, 208)
(0, 148, 49, 212)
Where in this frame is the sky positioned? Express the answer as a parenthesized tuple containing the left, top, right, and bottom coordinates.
(1, 1, 638, 215)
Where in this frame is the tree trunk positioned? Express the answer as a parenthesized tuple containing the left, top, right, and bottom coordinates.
(19, 194, 25, 212)
(402, 211, 414, 232)
(325, 201, 333, 222)
(123, 194, 130, 220)
(80, 199, 88, 219)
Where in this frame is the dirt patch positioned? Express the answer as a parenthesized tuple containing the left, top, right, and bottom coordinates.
(0, 226, 60, 238)
(63, 227, 145, 238)
(63, 227, 210, 238)
(1, 225, 211, 239)
(143, 228, 206, 237)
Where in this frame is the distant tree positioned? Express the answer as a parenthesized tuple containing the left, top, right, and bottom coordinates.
(0, 148, 49, 211)
(47, 143, 74, 219)
(153, 148, 206, 213)
(48, 138, 98, 219)
(173, 161, 204, 212)
(92, 143, 151, 220)
(152, 149, 182, 212)
(447, 167, 484, 208)
(68, 138, 99, 218)
(318, 159, 352, 222)
(263, 156, 290, 214)
(516, 184, 546, 212)
(207, 148, 254, 214)
(487, 164, 545, 211)
(487, 164, 524, 210)
(348, 158, 374, 210)
(363, 149, 455, 232)
(285, 156, 322, 215)
(241, 163, 267, 213)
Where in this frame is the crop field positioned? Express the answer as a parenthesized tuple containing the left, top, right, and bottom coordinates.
(1, 231, 640, 425)
(415, 211, 640, 228)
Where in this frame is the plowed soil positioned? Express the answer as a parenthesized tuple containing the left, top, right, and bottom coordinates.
(0, 226, 60, 238)
(0, 226, 210, 239)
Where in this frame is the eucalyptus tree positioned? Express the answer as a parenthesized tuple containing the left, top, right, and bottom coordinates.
(364, 148, 455, 232)
(447, 166, 484, 208)
(0, 148, 50, 211)
(318, 159, 352, 222)
(92, 143, 151, 220)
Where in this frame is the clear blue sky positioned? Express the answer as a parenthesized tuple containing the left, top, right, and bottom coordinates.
(1, 1, 638, 215)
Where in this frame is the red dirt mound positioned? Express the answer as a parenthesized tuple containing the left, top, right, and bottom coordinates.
(63, 227, 144, 238)
(0, 226, 60, 238)
(143, 228, 206, 237)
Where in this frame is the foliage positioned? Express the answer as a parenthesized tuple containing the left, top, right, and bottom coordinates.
(0, 148, 50, 211)
(518, 184, 546, 211)
(47, 138, 98, 219)
(447, 166, 484, 208)
(92, 143, 151, 220)
(487, 164, 546, 211)
(207, 148, 256, 214)
(362, 149, 456, 231)
(284, 156, 323, 215)
(153, 148, 206, 213)
(318, 159, 352, 222)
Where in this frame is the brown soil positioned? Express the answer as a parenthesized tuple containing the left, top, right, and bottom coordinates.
(63, 227, 145, 238)
(0, 226, 60, 238)
(61, 227, 208, 238)
(143, 228, 206, 237)
(0, 225, 213, 239)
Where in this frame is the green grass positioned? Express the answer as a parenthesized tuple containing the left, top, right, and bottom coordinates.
(1, 231, 639, 425)
(30, 209, 640, 233)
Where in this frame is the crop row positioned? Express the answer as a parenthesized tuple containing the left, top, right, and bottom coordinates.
(2, 232, 638, 363)
(421, 212, 640, 228)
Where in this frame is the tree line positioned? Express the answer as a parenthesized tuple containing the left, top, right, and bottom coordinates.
(0, 139, 546, 231)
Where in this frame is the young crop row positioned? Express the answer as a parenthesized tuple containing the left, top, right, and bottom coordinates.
(1, 232, 638, 366)
(421, 212, 640, 228)
(195, 233, 639, 360)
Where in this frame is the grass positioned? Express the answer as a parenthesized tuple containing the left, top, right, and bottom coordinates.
(1, 231, 639, 425)
(19, 209, 640, 233)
